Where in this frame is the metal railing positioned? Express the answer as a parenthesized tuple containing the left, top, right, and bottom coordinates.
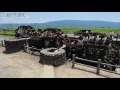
(71, 54, 120, 75)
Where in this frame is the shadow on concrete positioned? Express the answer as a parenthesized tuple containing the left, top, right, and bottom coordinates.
(2, 50, 21, 54)
(23, 50, 40, 56)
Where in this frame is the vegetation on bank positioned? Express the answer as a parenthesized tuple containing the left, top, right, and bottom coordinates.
(0, 27, 120, 36)
(0, 32, 15, 36)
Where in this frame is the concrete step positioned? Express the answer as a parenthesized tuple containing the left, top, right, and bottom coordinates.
(42, 65, 54, 78)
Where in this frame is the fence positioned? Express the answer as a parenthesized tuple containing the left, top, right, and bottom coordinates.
(71, 54, 120, 75)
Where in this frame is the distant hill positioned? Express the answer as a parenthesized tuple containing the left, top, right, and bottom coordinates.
(0, 20, 120, 28)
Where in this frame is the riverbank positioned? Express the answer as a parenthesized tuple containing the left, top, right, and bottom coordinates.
(0, 35, 15, 40)
(0, 32, 15, 36)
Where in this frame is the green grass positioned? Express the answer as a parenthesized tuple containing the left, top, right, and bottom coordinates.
(0, 27, 15, 36)
(0, 27, 120, 36)
(59, 27, 120, 34)
(0, 31, 15, 36)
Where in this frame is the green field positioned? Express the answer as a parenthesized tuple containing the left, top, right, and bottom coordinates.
(0, 27, 120, 36)
(0, 31, 15, 36)
(59, 27, 120, 34)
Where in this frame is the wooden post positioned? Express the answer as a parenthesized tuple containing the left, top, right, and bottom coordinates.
(1, 40, 3, 47)
(31, 46, 34, 55)
(26, 40, 29, 52)
(23, 44, 26, 52)
(72, 54, 75, 68)
(96, 59, 101, 75)
(4, 40, 6, 47)
(118, 50, 120, 66)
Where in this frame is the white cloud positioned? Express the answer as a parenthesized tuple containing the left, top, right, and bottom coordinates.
(0, 17, 14, 24)
(0, 13, 31, 24)
(25, 15, 30, 18)
(20, 14, 30, 18)
(39, 18, 48, 23)
(0, 13, 30, 19)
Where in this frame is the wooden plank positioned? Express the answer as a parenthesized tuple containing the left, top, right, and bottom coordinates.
(101, 62, 118, 67)
(75, 57, 98, 64)
(66, 44, 109, 49)
(72, 54, 75, 68)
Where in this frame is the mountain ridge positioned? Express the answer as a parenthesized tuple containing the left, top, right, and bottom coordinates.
(0, 20, 120, 28)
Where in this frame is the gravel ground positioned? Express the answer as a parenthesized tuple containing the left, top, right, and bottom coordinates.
(0, 46, 44, 78)
(0, 46, 120, 78)
(54, 61, 120, 78)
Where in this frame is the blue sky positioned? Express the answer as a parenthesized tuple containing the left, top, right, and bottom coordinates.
(0, 12, 120, 23)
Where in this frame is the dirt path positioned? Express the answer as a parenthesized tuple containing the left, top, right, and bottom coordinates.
(0, 46, 120, 78)
(0, 46, 44, 78)
(54, 61, 120, 78)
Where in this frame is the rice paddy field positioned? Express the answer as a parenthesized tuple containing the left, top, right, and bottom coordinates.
(59, 27, 120, 33)
(0, 27, 120, 36)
